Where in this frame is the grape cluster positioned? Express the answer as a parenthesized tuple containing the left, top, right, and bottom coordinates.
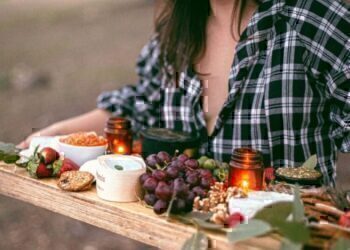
(140, 151, 215, 215)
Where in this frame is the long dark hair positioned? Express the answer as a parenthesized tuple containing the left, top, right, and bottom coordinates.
(156, 0, 260, 74)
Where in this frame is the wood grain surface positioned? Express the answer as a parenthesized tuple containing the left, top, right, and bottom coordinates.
(0, 162, 281, 250)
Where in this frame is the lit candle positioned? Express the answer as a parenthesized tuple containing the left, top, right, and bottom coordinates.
(116, 145, 125, 154)
(241, 180, 249, 193)
(105, 117, 133, 155)
(228, 148, 264, 191)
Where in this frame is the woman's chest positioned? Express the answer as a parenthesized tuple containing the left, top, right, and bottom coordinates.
(195, 29, 238, 134)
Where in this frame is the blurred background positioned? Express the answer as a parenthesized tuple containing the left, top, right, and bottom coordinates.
(0, 0, 156, 249)
(0, 0, 349, 249)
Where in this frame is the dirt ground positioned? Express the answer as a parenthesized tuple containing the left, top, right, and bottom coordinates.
(0, 0, 156, 249)
(0, 0, 349, 249)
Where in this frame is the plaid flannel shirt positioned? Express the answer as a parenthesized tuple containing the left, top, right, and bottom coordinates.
(97, 0, 350, 185)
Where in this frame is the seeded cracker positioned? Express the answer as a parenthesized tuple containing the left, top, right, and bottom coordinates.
(58, 171, 94, 192)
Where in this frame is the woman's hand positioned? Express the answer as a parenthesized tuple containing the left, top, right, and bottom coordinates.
(17, 124, 61, 149)
(17, 109, 110, 149)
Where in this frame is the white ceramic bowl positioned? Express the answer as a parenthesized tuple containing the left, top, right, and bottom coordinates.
(96, 155, 146, 202)
(57, 137, 107, 166)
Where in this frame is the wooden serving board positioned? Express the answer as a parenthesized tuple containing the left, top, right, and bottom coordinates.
(0, 162, 281, 250)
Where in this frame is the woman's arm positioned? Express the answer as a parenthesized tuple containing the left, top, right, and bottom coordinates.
(18, 108, 110, 148)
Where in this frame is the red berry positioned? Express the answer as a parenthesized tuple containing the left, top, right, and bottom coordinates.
(36, 163, 53, 178)
(339, 212, 350, 228)
(226, 212, 245, 228)
(264, 167, 275, 184)
(39, 147, 59, 165)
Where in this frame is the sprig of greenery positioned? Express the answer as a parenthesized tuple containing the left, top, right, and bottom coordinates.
(0, 141, 20, 164)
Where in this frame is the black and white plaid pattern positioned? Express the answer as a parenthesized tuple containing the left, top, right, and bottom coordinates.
(98, 0, 350, 185)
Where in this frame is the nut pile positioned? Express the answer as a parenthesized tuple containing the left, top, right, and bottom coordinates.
(193, 182, 247, 225)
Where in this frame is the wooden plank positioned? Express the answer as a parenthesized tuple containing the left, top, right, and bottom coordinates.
(0, 162, 280, 250)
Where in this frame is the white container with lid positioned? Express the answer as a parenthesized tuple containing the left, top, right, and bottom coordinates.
(96, 155, 146, 202)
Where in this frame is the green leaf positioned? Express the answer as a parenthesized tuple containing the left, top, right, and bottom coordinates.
(253, 202, 293, 226)
(331, 237, 350, 250)
(3, 154, 20, 164)
(302, 155, 317, 170)
(273, 221, 310, 243)
(0, 142, 17, 154)
(227, 219, 272, 243)
(0, 141, 20, 163)
(52, 160, 63, 176)
(181, 231, 208, 250)
(26, 160, 39, 178)
(280, 238, 302, 250)
(192, 218, 224, 230)
(181, 211, 213, 222)
(292, 186, 305, 223)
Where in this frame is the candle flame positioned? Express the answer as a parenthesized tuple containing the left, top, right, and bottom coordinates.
(241, 180, 249, 193)
(117, 145, 125, 154)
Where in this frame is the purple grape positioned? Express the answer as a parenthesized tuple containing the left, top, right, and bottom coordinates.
(171, 198, 186, 214)
(155, 181, 173, 201)
(177, 154, 189, 163)
(186, 191, 196, 202)
(184, 159, 199, 169)
(143, 177, 158, 193)
(174, 178, 189, 197)
(192, 186, 206, 198)
(200, 177, 211, 189)
(152, 169, 167, 181)
(198, 169, 213, 179)
(186, 173, 199, 187)
(146, 154, 160, 168)
(139, 173, 151, 185)
(144, 193, 157, 206)
(157, 151, 171, 164)
(153, 199, 168, 215)
(166, 166, 180, 179)
(185, 191, 196, 212)
(168, 160, 179, 168)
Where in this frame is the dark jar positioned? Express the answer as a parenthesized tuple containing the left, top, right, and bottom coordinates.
(228, 148, 264, 191)
(104, 117, 132, 155)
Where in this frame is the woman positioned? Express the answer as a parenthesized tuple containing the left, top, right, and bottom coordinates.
(20, 0, 350, 185)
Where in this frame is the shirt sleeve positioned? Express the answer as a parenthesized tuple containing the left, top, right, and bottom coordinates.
(326, 61, 350, 153)
(97, 36, 162, 132)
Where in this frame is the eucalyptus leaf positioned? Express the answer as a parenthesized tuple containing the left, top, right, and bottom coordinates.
(181, 231, 208, 250)
(280, 238, 302, 250)
(292, 186, 305, 223)
(301, 155, 317, 170)
(0, 142, 17, 154)
(182, 211, 213, 222)
(253, 202, 293, 226)
(331, 237, 350, 250)
(273, 221, 310, 243)
(192, 218, 224, 230)
(227, 219, 272, 243)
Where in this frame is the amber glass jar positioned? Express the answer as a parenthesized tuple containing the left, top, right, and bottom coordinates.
(104, 117, 132, 155)
(228, 148, 264, 191)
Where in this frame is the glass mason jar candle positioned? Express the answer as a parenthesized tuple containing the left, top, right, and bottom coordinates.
(228, 148, 264, 191)
(104, 117, 132, 155)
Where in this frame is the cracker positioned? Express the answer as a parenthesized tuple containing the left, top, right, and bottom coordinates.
(57, 171, 94, 192)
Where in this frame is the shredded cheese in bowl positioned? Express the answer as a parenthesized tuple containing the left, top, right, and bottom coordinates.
(59, 132, 107, 147)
